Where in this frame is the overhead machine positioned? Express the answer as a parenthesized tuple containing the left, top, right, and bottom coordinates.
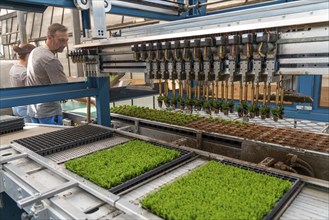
(69, 0, 329, 122)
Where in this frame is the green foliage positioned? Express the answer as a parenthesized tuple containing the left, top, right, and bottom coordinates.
(278, 105, 284, 115)
(271, 108, 279, 116)
(235, 104, 243, 112)
(242, 102, 249, 110)
(163, 96, 170, 103)
(193, 98, 201, 106)
(228, 100, 234, 107)
(221, 101, 229, 110)
(265, 105, 271, 113)
(157, 95, 165, 102)
(203, 100, 211, 109)
(248, 104, 255, 112)
(65, 140, 180, 188)
(110, 105, 200, 126)
(141, 161, 292, 220)
(171, 97, 177, 104)
(260, 106, 267, 114)
(184, 98, 192, 105)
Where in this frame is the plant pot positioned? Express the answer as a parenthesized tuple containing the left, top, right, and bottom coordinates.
(255, 110, 260, 117)
(279, 114, 284, 119)
(266, 113, 270, 118)
(214, 108, 219, 114)
(187, 105, 192, 110)
(158, 101, 163, 108)
(196, 106, 202, 111)
(250, 112, 255, 118)
(273, 115, 279, 122)
(229, 107, 234, 113)
(223, 109, 229, 115)
(211, 106, 215, 111)
(179, 105, 185, 110)
(261, 114, 266, 120)
(238, 111, 243, 118)
(243, 109, 248, 115)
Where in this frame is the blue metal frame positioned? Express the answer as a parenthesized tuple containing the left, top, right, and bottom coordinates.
(0, 78, 111, 126)
(108, 6, 181, 21)
(283, 76, 329, 122)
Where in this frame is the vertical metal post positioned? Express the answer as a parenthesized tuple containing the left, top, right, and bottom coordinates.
(71, 9, 84, 77)
(89, 77, 110, 127)
(244, 82, 248, 102)
(231, 82, 234, 101)
(225, 80, 228, 101)
(263, 82, 267, 105)
(221, 81, 224, 100)
(267, 82, 271, 103)
(81, 10, 91, 38)
(276, 82, 279, 105)
(251, 81, 255, 105)
(17, 11, 27, 44)
(239, 81, 243, 103)
(153, 96, 155, 109)
(256, 82, 260, 103)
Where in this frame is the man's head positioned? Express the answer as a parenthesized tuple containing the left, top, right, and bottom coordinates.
(46, 23, 68, 53)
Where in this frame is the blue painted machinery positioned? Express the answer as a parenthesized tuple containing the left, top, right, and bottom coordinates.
(0, 0, 328, 124)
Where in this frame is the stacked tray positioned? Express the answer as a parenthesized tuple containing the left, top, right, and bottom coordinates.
(13, 125, 113, 156)
(0, 115, 25, 135)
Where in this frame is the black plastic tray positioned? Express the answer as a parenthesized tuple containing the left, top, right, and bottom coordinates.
(13, 125, 113, 156)
(221, 160, 301, 220)
(108, 141, 195, 194)
(0, 115, 24, 135)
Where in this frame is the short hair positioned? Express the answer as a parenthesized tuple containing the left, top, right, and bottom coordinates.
(47, 23, 68, 36)
(13, 43, 36, 60)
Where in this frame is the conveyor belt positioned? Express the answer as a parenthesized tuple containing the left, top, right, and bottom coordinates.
(280, 186, 329, 220)
(13, 125, 113, 156)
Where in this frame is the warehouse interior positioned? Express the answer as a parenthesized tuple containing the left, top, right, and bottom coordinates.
(0, 0, 328, 219)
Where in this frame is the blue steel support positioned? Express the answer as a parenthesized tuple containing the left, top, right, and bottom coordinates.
(283, 76, 329, 122)
(81, 10, 91, 38)
(107, 6, 181, 21)
(0, 78, 111, 126)
(87, 77, 111, 127)
(0, 82, 94, 108)
(0, 0, 47, 12)
(5, 0, 76, 8)
(1, 0, 185, 21)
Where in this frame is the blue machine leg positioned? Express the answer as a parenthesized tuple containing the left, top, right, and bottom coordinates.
(88, 77, 111, 127)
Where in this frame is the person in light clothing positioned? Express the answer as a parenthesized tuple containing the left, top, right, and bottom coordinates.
(26, 23, 69, 125)
(9, 43, 36, 122)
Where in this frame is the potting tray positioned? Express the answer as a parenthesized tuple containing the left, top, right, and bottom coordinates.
(0, 115, 25, 135)
(221, 160, 301, 220)
(141, 159, 301, 220)
(65, 140, 195, 194)
(110, 142, 195, 194)
(13, 125, 113, 156)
